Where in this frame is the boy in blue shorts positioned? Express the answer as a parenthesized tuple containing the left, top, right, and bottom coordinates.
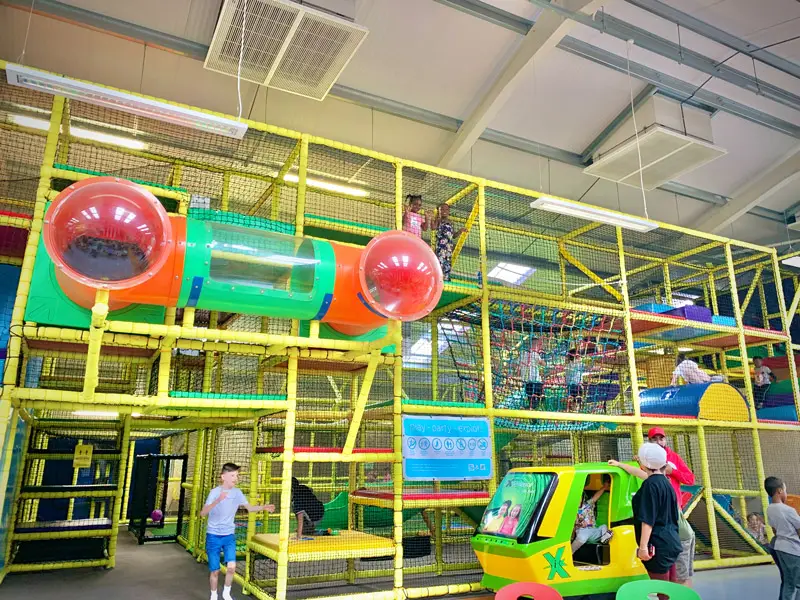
(201, 463, 275, 600)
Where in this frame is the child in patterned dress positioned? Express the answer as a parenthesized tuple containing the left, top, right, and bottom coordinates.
(433, 203, 465, 281)
(571, 474, 613, 553)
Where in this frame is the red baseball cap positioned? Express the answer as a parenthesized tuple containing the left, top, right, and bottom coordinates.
(648, 427, 666, 439)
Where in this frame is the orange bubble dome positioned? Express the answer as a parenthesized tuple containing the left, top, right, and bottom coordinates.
(359, 230, 443, 322)
(43, 177, 172, 290)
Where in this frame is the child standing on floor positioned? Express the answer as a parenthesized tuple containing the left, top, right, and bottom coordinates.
(433, 203, 465, 281)
(403, 194, 430, 238)
(201, 463, 275, 600)
(765, 476, 800, 600)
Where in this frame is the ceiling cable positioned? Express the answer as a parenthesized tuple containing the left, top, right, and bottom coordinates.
(625, 39, 649, 220)
(237, 0, 248, 120)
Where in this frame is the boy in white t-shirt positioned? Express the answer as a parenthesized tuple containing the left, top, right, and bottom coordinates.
(753, 356, 776, 409)
(520, 346, 546, 409)
(201, 463, 275, 600)
(765, 476, 800, 600)
(670, 353, 724, 386)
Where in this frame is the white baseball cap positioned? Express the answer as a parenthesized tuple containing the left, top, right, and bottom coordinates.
(638, 442, 667, 470)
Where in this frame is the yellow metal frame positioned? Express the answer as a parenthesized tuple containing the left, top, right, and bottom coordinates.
(0, 59, 797, 594)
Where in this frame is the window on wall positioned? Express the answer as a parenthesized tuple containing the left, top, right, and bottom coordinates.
(488, 262, 535, 285)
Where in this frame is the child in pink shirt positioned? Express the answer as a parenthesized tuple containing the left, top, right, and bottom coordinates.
(403, 194, 429, 238)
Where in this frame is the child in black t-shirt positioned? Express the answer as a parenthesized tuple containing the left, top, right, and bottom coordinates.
(632, 443, 682, 583)
(291, 477, 325, 539)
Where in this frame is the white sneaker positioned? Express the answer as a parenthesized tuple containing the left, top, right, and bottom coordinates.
(600, 528, 613, 544)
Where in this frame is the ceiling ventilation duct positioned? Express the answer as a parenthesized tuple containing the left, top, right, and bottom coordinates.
(583, 95, 727, 190)
(204, 0, 368, 101)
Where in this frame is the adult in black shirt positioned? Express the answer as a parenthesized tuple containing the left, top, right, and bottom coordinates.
(632, 443, 682, 581)
(291, 477, 325, 538)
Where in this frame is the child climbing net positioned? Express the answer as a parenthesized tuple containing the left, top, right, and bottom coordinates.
(489, 301, 626, 421)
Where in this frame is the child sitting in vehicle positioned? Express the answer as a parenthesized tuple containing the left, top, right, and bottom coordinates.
(572, 474, 613, 553)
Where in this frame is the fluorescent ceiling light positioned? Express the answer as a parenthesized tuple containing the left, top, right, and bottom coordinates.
(11, 115, 146, 150)
(647, 348, 665, 355)
(6, 63, 248, 139)
(488, 262, 535, 285)
(530, 196, 659, 233)
(782, 256, 800, 269)
(678, 347, 694, 352)
(283, 173, 368, 198)
(72, 410, 119, 417)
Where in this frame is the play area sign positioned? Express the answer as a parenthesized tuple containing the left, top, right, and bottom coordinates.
(401, 415, 493, 481)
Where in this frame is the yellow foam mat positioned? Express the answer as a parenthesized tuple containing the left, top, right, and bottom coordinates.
(251, 530, 395, 561)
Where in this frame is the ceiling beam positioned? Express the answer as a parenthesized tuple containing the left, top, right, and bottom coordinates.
(558, 37, 800, 139)
(529, 0, 800, 113)
(624, 0, 800, 81)
(2, 0, 208, 59)
(432, 0, 532, 35)
(694, 146, 800, 233)
(437, 0, 604, 169)
(431, 0, 800, 138)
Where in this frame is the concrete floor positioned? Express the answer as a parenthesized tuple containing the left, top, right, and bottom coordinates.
(0, 534, 784, 599)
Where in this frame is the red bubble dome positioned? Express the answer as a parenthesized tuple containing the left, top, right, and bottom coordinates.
(359, 230, 443, 322)
(43, 177, 172, 290)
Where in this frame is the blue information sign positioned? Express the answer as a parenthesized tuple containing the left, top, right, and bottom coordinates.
(401, 415, 493, 481)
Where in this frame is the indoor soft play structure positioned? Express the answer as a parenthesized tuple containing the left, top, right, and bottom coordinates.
(3, 61, 800, 600)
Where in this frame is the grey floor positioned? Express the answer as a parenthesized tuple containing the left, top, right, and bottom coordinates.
(0, 534, 784, 599)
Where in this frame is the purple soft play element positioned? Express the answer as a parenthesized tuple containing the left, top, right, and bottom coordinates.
(761, 394, 795, 408)
(664, 305, 713, 323)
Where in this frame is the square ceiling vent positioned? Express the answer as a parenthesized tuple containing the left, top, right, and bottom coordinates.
(204, 0, 368, 101)
(583, 125, 727, 191)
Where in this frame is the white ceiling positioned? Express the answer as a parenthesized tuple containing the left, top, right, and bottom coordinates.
(487, 48, 649, 153)
(336, 0, 523, 118)
(2, 0, 800, 245)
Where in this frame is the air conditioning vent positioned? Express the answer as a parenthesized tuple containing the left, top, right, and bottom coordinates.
(204, 0, 368, 101)
(583, 95, 727, 190)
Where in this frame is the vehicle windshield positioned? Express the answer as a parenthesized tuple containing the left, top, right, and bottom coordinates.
(477, 472, 555, 539)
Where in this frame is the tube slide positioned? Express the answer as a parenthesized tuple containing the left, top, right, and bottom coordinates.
(43, 177, 443, 335)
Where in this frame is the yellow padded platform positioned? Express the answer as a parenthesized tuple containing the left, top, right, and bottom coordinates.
(250, 530, 395, 562)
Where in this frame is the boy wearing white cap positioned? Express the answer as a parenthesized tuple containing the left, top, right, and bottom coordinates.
(630, 443, 682, 583)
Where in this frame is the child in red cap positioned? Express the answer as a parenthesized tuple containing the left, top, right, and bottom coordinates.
(647, 427, 695, 509)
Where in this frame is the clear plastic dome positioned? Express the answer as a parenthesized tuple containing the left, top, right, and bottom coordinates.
(359, 230, 443, 322)
(44, 177, 172, 290)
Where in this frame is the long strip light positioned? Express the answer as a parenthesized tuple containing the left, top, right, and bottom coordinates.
(283, 173, 368, 198)
(11, 115, 147, 150)
(530, 196, 659, 233)
(6, 63, 248, 139)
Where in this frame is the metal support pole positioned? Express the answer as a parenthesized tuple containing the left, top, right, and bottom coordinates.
(275, 353, 299, 600)
(697, 426, 721, 561)
(617, 227, 644, 443)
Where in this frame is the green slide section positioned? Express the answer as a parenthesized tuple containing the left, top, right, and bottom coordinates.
(317, 492, 421, 530)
